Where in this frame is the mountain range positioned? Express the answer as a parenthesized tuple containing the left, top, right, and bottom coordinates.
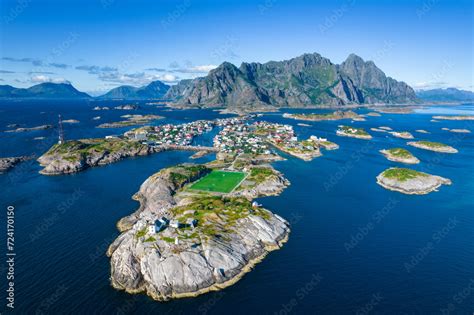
(0, 83, 90, 99)
(166, 53, 419, 110)
(416, 88, 474, 103)
(98, 80, 170, 99)
(0, 52, 435, 108)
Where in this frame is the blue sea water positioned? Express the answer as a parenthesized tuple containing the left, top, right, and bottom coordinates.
(0, 100, 473, 314)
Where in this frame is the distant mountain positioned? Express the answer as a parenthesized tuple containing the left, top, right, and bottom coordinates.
(416, 88, 474, 103)
(171, 53, 419, 110)
(164, 79, 193, 100)
(0, 83, 90, 99)
(99, 80, 170, 99)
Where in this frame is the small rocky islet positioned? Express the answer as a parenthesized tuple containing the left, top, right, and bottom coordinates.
(407, 141, 458, 153)
(283, 110, 360, 121)
(97, 114, 164, 128)
(336, 125, 372, 139)
(4, 124, 53, 133)
(376, 167, 451, 195)
(432, 115, 474, 121)
(0, 156, 31, 173)
(380, 148, 420, 164)
(389, 131, 414, 139)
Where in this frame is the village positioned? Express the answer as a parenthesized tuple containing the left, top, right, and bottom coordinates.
(115, 115, 334, 161)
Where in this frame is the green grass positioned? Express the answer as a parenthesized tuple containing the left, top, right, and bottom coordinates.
(144, 236, 156, 243)
(382, 168, 427, 181)
(339, 125, 369, 136)
(160, 236, 175, 243)
(135, 227, 147, 238)
(417, 141, 448, 148)
(189, 170, 246, 193)
(387, 148, 414, 158)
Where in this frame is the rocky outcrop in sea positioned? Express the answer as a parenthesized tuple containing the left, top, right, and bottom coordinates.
(107, 163, 290, 301)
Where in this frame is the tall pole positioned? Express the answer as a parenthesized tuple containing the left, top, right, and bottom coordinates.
(58, 114, 64, 144)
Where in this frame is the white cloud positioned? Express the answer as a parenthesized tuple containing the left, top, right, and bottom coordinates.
(412, 81, 449, 90)
(157, 73, 178, 82)
(172, 64, 218, 74)
(190, 64, 218, 72)
(98, 72, 180, 85)
(30, 75, 70, 84)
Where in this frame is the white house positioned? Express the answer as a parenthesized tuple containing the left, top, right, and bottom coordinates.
(186, 218, 198, 228)
(170, 219, 180, 228)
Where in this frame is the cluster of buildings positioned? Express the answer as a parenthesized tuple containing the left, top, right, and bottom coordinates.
(254, 121, 322, 153)
(126, 120, 214, 146)
(336, 126, 359, 135)
(213, 122, 272, 154)
(147, 216, 198, 234)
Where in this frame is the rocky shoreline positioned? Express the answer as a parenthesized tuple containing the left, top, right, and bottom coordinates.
(37, 139, 154, 175)
(336, 126, 372, 140)
(4, 124, 52, 133)
(0, 156, 31, 173)
(107, 163, 290, 301)
(380, 149, 420, 164)
(432, 115, 474, 121)
(389, 131, 414, 139)
(376, 167, 451, 195)
(282, 110, 359, 121)
(407, 141, 458, 153)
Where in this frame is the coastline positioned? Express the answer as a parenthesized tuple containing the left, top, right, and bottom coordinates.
(107, 162, 291, 301)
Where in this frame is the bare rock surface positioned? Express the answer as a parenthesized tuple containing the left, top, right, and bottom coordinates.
(376, 168, 451, 195)
(107, 164, 290, 301)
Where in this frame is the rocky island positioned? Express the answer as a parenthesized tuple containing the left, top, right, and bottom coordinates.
(283, 110, 360, 121)
(389, 131, 414, 139)
(114, 104, 138, 110)
(37, 138, 153, 175)
(97, 114, 164, 128)
(62, 119, 80, 124)
(432, 115, 474, 121)
(380, 148, 420, 164)
(5, 124, 53, 133)
(336, 125, 372, 139)
(443, 128, 471, 133)
(107, 161, 290, 301)
(407, 141, 458, 153)
(415, 129, 430, 134)
(376, 167, 451, 195)
(0, 156, 30, 173)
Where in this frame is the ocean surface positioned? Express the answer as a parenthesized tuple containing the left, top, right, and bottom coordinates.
(0, 100, 473, 314)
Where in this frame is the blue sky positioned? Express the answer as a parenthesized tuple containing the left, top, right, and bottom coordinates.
(0, 0, 472, 94)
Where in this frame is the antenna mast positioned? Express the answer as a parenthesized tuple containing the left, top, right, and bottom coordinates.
(58, 114, 65, 144)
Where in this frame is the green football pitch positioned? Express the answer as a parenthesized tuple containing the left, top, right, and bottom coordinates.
(189, 170, 246, 193)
